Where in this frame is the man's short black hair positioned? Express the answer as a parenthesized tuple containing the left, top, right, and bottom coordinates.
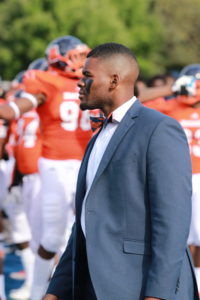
(87, 42, 137, 61)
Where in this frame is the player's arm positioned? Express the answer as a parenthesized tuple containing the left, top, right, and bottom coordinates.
(0, 93, 46, 121)
(139, 84, 173, 103)
(140, 76, 200, 103)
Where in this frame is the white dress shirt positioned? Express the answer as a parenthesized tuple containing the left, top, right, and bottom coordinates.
(81, 96, 137, 235)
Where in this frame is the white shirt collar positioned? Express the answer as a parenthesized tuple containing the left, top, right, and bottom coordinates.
(111, 96, 137, 123)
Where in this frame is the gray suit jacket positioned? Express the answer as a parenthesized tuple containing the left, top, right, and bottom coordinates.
(47, 100, 199, 300)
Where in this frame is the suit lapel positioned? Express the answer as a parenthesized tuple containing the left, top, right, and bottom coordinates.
(75, 100, 142, 215)
(89, 100, 142, 192)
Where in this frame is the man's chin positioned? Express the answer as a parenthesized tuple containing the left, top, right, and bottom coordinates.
(80, 102, 97, 111)
(80, 102, 90, 111)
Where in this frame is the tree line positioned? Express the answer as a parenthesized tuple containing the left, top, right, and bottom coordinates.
(0, 0, 199, 80)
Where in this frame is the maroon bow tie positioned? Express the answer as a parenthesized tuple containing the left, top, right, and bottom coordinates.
(90, 114, 112, 132)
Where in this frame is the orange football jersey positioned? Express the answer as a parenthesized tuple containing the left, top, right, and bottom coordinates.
(170, 105, 200, 174)
(14, 110, 42, 175)
(143, 97, 184, 115)
(23, 70, 96, 160)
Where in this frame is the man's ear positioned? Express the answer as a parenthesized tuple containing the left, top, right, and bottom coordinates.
(110, 74, 119, 89)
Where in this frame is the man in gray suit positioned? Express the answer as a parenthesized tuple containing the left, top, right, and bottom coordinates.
(44, 43, 199, 300)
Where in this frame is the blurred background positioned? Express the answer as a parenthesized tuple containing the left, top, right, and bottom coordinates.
(0, 0, 199, 81)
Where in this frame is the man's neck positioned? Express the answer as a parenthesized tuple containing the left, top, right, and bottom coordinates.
(103, 94, 135, 116)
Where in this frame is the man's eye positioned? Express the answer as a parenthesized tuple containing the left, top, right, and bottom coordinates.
(83, 72, 92, 78)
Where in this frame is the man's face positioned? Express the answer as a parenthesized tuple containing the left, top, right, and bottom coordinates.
(78, 57, 111, 111)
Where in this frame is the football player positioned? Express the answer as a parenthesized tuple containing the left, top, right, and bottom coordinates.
(143, 64, 200, 294)
(0, 95, 9, 300)
(8, 59, 47, 300)
(0, 36, 98, 300)
(168, 65, 200, 294)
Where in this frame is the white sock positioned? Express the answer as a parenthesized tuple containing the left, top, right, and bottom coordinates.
(31, 253, 54, 300)
(0, 274, 6, 299)
(195, 267, 200, 291)
(20, 247, 35, 288)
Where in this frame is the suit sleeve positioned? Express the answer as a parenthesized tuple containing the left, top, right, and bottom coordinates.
(144, 117, 192, 299)
(46, 223, 75, 299)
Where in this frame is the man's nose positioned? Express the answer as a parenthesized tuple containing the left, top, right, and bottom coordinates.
(77, 78, 85, 88)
